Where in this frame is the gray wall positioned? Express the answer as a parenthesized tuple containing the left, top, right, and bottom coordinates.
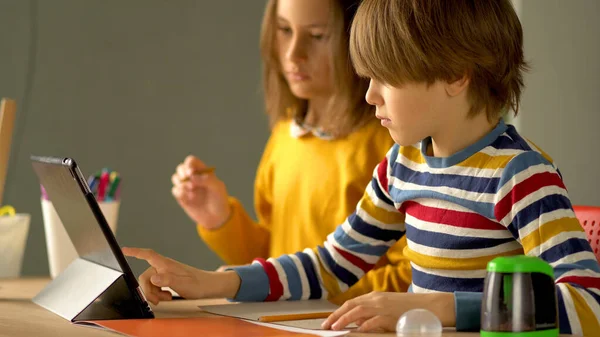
(2, 0, 599, 277)
(517, 0, 600, 206)
(0, 0, 268, 276)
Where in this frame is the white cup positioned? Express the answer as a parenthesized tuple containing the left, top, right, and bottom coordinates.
(0, 214, 31, 278)
(41, 199, 120, 278)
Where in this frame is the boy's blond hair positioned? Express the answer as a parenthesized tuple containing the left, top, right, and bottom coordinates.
(350, 0, 528, 121)
(261, 0, 374, 137)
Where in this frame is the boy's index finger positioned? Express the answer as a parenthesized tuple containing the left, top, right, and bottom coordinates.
(322, 305, 348, 329)
(122, 247, 167, 268)
(322, 297, 362, 329)
(121, 247, 149, 260)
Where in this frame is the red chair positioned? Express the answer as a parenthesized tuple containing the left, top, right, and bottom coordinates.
(573, 205, 600, 261)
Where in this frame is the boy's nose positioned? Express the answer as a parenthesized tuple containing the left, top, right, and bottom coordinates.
(365, 79, 383, 106)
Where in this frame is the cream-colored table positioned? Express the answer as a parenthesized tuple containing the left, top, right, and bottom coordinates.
(0, 278, 568, 337)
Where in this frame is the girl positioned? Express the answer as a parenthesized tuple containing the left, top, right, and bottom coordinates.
(170, 0, 410, 303)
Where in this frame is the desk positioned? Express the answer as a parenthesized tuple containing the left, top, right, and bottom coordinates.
(0, 278, 569, 337)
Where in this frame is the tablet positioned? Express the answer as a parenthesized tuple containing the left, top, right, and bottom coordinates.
(31, 156, 153, 320)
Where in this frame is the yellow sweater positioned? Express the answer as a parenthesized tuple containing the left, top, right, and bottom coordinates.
(197, 119, 411, 303)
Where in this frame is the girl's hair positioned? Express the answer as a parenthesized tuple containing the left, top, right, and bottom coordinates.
(260, 0, 374, 137)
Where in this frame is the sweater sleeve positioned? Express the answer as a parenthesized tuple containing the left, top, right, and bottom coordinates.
(230, 145, 407, 301)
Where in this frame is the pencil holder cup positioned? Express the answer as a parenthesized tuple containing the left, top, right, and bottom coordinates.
(0, 213, 31, 278)
(41, 199, 120, 278)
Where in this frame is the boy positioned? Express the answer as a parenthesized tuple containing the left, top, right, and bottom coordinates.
(125, 0, 600, 334)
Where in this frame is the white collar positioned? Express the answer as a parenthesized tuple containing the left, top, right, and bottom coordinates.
(289, 120, 335, 140)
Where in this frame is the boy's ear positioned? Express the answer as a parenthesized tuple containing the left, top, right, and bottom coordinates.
(445, 74, 470, 97)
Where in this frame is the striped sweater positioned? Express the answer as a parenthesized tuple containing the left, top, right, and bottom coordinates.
(231, 120, 600, 335)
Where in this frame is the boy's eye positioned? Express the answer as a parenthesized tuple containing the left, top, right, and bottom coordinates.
(311, 33, 325, 40)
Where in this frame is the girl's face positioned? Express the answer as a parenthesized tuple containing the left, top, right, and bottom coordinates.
(276, 0, 335, 101)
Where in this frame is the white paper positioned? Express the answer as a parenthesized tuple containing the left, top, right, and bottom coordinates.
(246, 320, 350, 337)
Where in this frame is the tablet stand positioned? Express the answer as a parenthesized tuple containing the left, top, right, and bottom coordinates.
(33, 258, 153, 321)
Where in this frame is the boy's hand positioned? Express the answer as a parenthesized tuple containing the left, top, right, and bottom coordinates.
(123, 247, 240, 305)
(322, 292, 455, 333)
(171, 155, 231, 229)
